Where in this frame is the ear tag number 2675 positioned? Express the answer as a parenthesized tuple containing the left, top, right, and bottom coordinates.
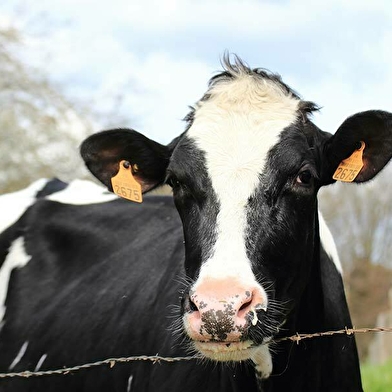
(111, 160, 143, 203)
(333, 141, 365, 183)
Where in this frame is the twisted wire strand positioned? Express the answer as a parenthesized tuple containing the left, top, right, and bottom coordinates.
(0, 326, 391, 379)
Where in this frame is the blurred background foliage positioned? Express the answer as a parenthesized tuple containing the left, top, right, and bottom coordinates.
(319, 173, 392, 360)
(0, 22, 391, 367)
(0, 26, 95, 193)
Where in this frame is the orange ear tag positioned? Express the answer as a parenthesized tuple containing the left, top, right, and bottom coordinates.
(111, 160, 143, 203)
(332, 141, 365, 182)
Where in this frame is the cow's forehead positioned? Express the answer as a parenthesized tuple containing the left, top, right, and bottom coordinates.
(186, 70, 300, 202)
(176, 66, 303, 284)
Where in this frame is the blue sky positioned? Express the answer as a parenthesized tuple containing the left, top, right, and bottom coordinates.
(1, 0, 391, 144)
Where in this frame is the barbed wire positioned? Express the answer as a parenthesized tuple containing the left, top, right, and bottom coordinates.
(0, 326, 391, 379)
(0, 355, 199, 379)
(274, 326, 392, 344)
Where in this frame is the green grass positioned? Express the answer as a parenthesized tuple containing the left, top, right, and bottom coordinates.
(361, 360, 392, 392)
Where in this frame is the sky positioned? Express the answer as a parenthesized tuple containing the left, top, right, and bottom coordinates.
(0, 0, 391, 145)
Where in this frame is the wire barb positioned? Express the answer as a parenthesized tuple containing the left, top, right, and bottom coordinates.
(274, 326, 392, 344)
(0, 326, 391, 379)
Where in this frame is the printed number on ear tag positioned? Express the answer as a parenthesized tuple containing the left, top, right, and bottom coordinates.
(111, 160, 143, 203)
(333, 141, 365, 182)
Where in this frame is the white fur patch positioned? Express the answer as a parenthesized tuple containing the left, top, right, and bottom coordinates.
(188, 73, 299, 286)
(47, 179, 117, 205)
(127, 374, 134, 392)
(9, 341, 29, 370)
(0, 237, 32, 322)
(34, 354, 48, 372)
(318, 212, 343, 274)
(0, 178, 48, 233)
(251, 344, 273, 379)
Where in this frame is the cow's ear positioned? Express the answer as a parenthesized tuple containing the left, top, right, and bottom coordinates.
(321, 110, 392, 185)
(80, 129, 173, 193)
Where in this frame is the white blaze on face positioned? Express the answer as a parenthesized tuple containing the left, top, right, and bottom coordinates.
(187, 73, 300, 285)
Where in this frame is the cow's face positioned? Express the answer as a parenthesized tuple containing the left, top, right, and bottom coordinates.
(81, 57, 392, 371)
(165, 67, 322, 362)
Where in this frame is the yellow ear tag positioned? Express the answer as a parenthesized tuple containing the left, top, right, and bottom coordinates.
(111, 160, 142, 203)
(332, 141, 365, 182)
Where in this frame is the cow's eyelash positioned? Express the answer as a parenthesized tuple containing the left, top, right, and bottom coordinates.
(294, 165, 319, 186)
(166, 176, 181, 189)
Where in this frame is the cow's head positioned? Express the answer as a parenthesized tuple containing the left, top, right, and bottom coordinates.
(81, 56, 392, 376)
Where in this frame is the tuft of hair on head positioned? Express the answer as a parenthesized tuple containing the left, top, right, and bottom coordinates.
(298, 100, 320, 116)
(184, 52, 320, 128)
(211, 52, 296, 99)
(219, 52, 320, 117)
(220, 52, 252, 77)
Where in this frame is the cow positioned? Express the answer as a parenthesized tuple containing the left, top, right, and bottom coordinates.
(1, 55, 392, 391)
(0, 179, 259, 392)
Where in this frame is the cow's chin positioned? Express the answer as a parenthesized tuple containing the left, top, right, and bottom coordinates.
(193, 340, 274, 379)
(193, 340, 256, 362)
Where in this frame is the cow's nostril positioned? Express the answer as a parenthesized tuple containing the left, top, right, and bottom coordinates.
(190, 299, 198, 312)
(239, 298, 253, 313)
(186, 296, 198, 313)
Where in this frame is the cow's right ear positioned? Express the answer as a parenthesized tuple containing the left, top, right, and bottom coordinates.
(80, 129, 174, 193)
(320, 110, 392, 185)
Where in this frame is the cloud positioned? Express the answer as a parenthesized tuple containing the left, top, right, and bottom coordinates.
(1, 0, 391, 143)
(94, 52, 213, 142)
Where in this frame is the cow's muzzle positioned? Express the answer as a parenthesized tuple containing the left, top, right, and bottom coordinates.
(183, 278, 268, 360)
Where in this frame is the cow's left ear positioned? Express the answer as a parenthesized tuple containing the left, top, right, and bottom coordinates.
(321, 110, 392, 185)
(81, 128, 176, 193)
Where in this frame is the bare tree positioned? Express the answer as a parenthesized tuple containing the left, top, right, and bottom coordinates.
(319, 164, 392, 270)
(319, 164, 392, 359)
(0, 26, 93, 194)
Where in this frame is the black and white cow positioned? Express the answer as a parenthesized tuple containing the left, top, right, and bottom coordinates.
(0, 179, 260, 392)
(1, 56, 392, 391)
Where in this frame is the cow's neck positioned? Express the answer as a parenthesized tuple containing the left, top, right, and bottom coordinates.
(295, 213, 324, 332)
(263, 210, 362, 391)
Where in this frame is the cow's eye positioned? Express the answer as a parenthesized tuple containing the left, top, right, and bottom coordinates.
(166, 177, 180, 188)
(166, 176, 181, 189)
(296, 170, 313, 185)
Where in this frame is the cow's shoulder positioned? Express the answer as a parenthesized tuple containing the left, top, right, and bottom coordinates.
(1, 180, 181, 313)
(30, 180, 179, 235)
(0, 179, 68, 269)
(0, 179, 65, 234)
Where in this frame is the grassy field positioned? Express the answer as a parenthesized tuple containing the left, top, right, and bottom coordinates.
(361, 360, 392, 392)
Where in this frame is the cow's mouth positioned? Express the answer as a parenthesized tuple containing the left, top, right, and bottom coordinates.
(193, 339, 257, 361)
